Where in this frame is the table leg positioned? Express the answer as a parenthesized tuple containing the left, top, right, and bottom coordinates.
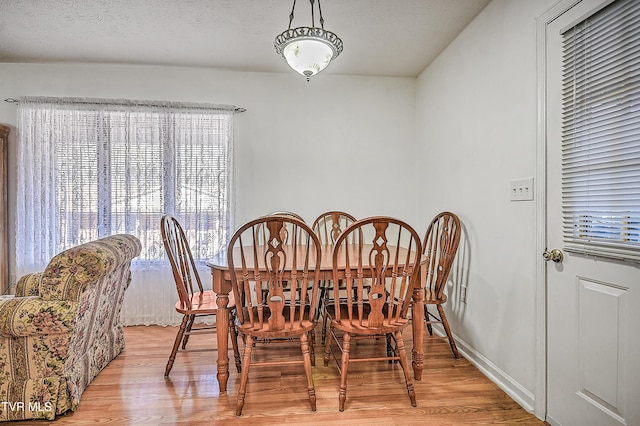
(411, 276, 425, 381)
(212, 269, 230, 393)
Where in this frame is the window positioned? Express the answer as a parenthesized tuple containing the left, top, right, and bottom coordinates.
(16, 97, 236, 324)
(561, 0, 640, 261)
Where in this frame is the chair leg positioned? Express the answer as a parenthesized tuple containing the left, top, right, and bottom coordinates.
(300, 332, 317, 411)
(181, 314, 195, 349)
(321, 308, 329, 345)
(165, 315, 189, 377)
(437, 304, 459, 358)
(395, 330, 417, 407)
(323, 324, 333, 367)
(424, 305, 433, 336)
(338, 332, 351, 411)
(236, 335, 254, 416)
(386, 333, 394, 363)
(229, 311, 242, 373)
(316, 285, 326, 322)
(318, 284, 330, 345)
(310, 331, 316, 367)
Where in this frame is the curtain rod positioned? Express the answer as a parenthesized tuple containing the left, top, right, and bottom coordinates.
(4, 97, 246, 113)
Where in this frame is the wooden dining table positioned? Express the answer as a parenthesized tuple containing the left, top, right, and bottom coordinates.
(206, 244, 427, 393)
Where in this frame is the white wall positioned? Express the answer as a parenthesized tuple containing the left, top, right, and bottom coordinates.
(0, 63, 417, 285)
(415, 0, 557, 412)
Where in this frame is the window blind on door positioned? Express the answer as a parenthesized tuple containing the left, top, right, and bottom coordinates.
(561, 0, 640, 261)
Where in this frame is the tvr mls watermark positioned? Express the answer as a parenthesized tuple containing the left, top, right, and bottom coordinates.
(1, 401, 53, 413)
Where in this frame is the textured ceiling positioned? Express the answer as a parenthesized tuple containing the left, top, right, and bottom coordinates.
(0, 0, 490, 78)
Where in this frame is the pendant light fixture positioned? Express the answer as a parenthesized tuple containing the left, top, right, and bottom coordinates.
(274, 0, 343, 81)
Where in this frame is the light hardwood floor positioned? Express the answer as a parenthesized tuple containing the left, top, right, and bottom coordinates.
(35, 325, 545, 425)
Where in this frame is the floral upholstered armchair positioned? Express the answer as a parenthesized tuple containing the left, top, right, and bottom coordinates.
(0, 234, 141, 421)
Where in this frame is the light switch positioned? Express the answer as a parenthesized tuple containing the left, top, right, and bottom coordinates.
(510, 177, 534, 201)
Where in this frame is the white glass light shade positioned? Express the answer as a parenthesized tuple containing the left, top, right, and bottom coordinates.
(274, 27, 343, 80)
(283, 38, 334, 78)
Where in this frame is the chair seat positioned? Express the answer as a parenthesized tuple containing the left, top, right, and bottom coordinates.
(424, 289, 446, 304)
(238, 305, 316, 337)
(326, 304, 410, 334)
(238, 319, 316, 337)
(175, 290, 236, 315)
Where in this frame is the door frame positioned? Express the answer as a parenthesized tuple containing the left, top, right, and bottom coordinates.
(534, 0, 582, 420)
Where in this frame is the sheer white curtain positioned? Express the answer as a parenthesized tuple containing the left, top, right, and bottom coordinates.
(16, 97, 235, 325)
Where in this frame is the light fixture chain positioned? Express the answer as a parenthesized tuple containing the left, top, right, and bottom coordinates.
(310, 0, 316, 28)
(288, 0, 297, 29)
(318, 0, 325, 29)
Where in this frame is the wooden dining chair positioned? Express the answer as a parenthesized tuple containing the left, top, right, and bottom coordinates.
(267, 210, 305, 221)
(311, 211, 356, 244)
(228, 215, 322, 416)
(254, 211, 307, 247)
(311, 211, 357, 344)
(420, 211, 462, 358)
(160, 214, 241, 377)
(323, 216, 422, 411)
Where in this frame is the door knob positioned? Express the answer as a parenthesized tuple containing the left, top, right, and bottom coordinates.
(543, 248, 564, 263)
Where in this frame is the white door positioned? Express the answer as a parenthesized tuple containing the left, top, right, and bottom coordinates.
(545, 1, 640, 425)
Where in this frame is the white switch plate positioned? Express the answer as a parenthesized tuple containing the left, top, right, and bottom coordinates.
(510, 177, 534, 201)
